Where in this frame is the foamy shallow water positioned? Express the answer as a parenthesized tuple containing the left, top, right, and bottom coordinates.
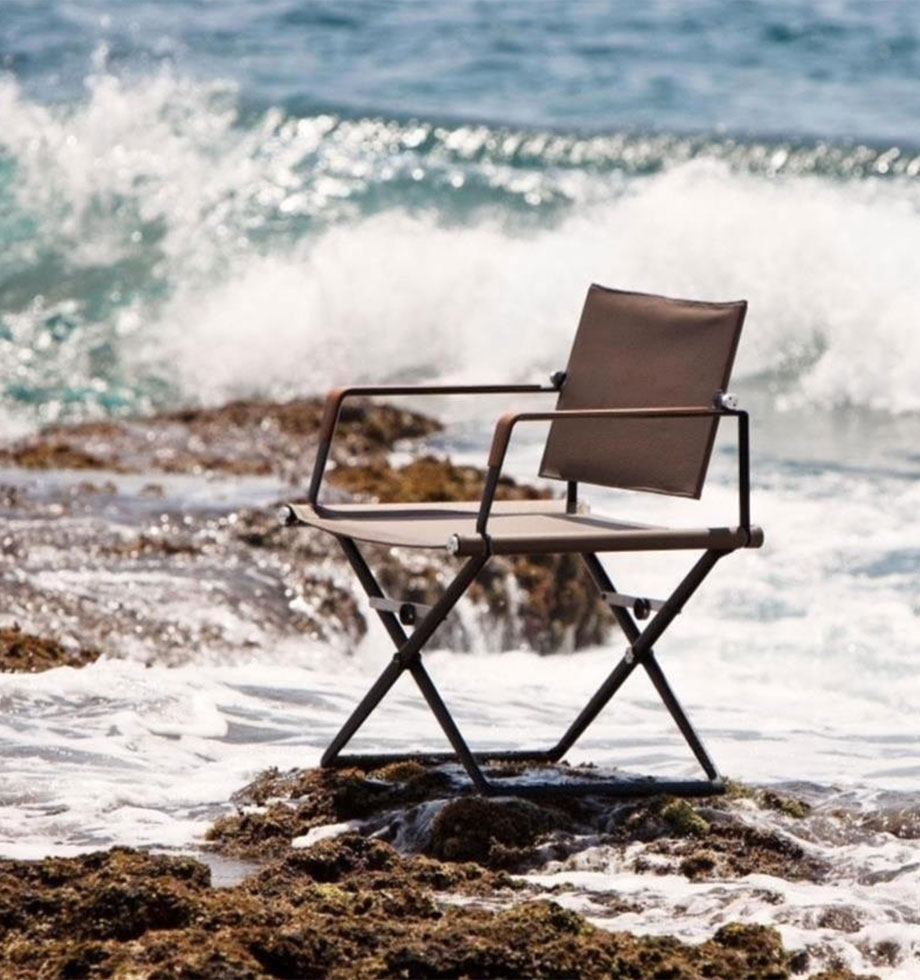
(4, 642, 919, 974)
(2, 633, 917, 863)
(1, 394, 918, 974)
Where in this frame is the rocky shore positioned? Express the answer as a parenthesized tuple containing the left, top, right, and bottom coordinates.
(0, 756, 880, 979)
(0, 395, 613, 662)
(0, 397, 898, 978)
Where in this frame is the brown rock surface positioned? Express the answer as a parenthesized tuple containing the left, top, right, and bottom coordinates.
(0, 840, 811, 980)
(207, 763, 824, 885)
(327, 454, 548, 503)
(0, 396, 440, 479)
(0, 624, 101, 672)
(0, 396, 616, 657)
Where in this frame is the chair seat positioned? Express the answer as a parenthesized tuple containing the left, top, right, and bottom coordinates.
(287, 499, 762, 556)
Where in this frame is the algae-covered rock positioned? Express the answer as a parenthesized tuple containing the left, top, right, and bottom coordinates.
(480, 551, 615, 653)
(661, 798, 711, 837)
(0, 772, 883, 980)
(857, 804, 920, 839)
(208, 763, 826, 888)
(207, 765, 453, 859)
(810, 971, 882, 980)
(327, 454, 549, 504)
(428, 796, 565, 867)
(0, 440, 113, 470)
(0, 624, 101, 672)
(0, 841, 806, 980)
(0, 396, 440, 479)
(724, 779, 812, 819)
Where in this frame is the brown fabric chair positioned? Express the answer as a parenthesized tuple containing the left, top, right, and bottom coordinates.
(286, 285, 763, 797)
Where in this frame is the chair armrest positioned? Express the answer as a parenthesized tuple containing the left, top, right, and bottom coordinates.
(307, 382, 559, 504)
(477, 404, 752, 544)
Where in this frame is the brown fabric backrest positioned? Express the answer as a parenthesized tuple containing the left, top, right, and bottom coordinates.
(539, 285, 746, 498)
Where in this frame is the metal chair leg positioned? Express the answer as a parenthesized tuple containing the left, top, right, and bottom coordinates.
(322, 539, 495, 789)
(555, 551, 724, 783)
(322, 536, 729, 798)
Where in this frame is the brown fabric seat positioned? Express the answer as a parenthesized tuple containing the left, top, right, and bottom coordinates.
(288, 500, 761, 555)
(285, 284, 763, 800)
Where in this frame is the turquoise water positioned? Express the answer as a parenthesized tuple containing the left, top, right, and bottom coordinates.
(1, 0, 919, 423)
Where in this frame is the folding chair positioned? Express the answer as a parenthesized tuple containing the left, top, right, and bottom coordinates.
(286, 285, 763, 798)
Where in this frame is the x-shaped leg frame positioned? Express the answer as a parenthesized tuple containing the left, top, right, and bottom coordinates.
(321, 535, 731, 798)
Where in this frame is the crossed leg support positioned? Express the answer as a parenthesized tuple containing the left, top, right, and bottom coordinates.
(322, 535, 730, 798)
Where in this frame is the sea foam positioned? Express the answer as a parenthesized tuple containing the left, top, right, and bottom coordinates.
(1, 70, 920, 420)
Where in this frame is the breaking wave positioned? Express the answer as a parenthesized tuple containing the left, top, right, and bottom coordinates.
(2, 69, 920, 423)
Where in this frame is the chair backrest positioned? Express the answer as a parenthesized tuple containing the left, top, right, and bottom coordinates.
(539, 285, 746, 499)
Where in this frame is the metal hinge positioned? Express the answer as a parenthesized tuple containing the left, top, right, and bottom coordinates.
(601, 590, 668, 621)
(368, 596, 433, 626)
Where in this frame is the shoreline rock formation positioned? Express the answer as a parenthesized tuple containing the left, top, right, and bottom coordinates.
(0, 398, 892, 978)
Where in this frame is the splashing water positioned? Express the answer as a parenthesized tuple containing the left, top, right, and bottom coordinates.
(1, 69, 920, 421)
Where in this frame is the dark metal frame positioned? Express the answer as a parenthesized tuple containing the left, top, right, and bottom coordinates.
(304, 383, 755, 798)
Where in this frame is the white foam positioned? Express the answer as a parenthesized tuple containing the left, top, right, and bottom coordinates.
(528, 839, 920, 978)
(292, 821, 360, 849)
(2, 68, 920, 415)
(151, 162, 920, 414)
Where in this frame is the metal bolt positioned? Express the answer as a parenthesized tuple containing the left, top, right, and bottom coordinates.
(633, 598, 651, 620)
(715, 391, 739, 410)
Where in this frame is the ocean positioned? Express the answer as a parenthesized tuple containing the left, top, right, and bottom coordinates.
(1, 1, 919, 974)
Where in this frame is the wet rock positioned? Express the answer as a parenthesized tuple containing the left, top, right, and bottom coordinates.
(0, 624, 101, 672)
(0, 847, 208, 944)
(208, 764, 600, 868)
(810, 971, 881, 980)
(496, 552, 614, 653)
(724, 779, 812, 819)
(428, 796, 565, 867)
(327, 454, 549, 504)
(208, 766, 453, 859)
(815, 906, 864, 933)
(366, 545, 614, 653)
(858, 804, 920, 839)
(0, 396, 617, 658)
(0, 482, 371, 665)
(102, 532, 202, 558)
(264, 833, 516, 901)
(659, 821, 828, 882)
(382, 908, 792, 980)
(600, 794, 827, 882)
(208, 764, 830, 888)
(0, 840, 808, 980)
(0, 397, 440, 480)
(0, 765, 883, 979)
(0, 440, 113, 470)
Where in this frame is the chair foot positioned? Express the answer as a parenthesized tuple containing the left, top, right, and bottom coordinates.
(320, 752, 724, 799)
(481, 777, 726, 799)
(321, 748, 558, 771)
